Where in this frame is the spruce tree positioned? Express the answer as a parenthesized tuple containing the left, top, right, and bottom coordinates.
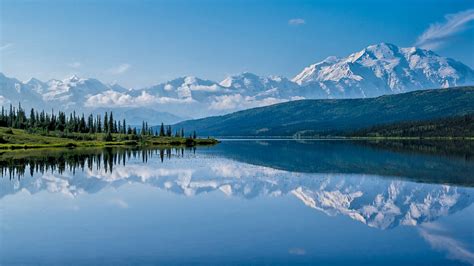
(159, 123, 165, 136)
(29, 108, 36, 128)
(109, 112, 114, 133)
(97, 115, 102, 133)
(104, 112, 109, 133)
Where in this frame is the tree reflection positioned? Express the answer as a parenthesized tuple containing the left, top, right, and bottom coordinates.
(0, 147, 192, 180)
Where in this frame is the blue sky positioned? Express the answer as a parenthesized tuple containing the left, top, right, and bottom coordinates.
(1, 0, 473, 88)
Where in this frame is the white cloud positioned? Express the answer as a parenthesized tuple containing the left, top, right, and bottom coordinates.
(289, 18, 305, 26)
(0, 43, 13, 51)
(209, 94, 286, 111)
(0, 96, 10, 105)
(419, 224, 474, 265)
(415, 9, 474, 50)
(108, 63, 131, 75)
(84, 90, 194, 108)
(68, 62, 81, 68)
(108, 198, 129, 209)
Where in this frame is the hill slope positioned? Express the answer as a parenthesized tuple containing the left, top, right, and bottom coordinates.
(173, 87, 474, 137)
(350, 114, 474, 138)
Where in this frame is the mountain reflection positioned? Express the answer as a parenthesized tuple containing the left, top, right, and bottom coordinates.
(1, 143, 473, 231)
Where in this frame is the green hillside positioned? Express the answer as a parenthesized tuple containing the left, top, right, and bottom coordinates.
(351, 114, 474, 138)
(173, 87, 474, 137)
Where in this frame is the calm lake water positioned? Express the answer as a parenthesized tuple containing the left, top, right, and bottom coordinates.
(1, 140, 473, 266)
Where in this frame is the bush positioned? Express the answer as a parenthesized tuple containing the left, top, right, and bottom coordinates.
(185, 138, 195, 147)
(103, 132, 113, 141)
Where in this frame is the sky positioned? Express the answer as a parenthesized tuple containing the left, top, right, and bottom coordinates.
(1, 0, 473, 88)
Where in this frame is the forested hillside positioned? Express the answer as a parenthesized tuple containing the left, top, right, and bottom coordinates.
(174, 87, 474, 137)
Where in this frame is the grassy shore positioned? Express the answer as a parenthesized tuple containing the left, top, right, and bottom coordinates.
(0, 127, 218, 150)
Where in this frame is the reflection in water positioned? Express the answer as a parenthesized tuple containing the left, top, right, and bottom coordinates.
(1, 141, 473, 265)
(1, 143, 473, 231)
(208, 140, 474, 186)
(0, 147, 193, 179)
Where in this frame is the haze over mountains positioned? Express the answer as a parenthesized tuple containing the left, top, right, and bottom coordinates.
(1, 43, 473, 124)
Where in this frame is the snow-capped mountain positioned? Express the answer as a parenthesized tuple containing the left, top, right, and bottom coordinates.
(0, 73, 44, 108)
(41, 75, 128, 106)
(219, 72, 300, 98)
(1, 43, 473, 121)
(139, 76, 230, 102)
(293, 43, 474, 97)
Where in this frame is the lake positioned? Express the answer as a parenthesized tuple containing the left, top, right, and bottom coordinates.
(1, 140, 473, 265)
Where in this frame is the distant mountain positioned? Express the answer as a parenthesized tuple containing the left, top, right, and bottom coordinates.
(0, 73, 184, 124)
(173, 87, 474, 137)
(2, 43, 473, 122)
(0, 73, 43, 109)
(293, 43, 474, 98)
(89, 107, 186, 126)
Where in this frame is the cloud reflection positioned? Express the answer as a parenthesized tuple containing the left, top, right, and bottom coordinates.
(419, 223, 474, 265)
(2, 155, 473, 233)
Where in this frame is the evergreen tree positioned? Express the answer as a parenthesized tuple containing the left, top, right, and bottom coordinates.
(159, 123, 165, 136)
(141, 121, 146, 136)
(104, 112, 109, 133)
(97, 115, 102, 133)
(29, 108, 36, 128)
(87, 114, 94, 133)
(108, 112, 114, 133)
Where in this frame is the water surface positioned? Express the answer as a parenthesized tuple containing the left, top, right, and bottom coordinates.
(1, 140, 473, 265)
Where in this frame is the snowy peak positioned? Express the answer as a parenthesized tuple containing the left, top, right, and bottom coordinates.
(219, 72, 263, 88)
(0, 73, 43, 107)
(142, 76, 224, 100)
(2, 42, 474, 118)
(220, 72, 298, 95)
(64, 74, 82, 83)
(292, 43, 474, 97)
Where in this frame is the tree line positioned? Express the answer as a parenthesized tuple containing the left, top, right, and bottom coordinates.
(0, 103, 197, 139)
(350, 114, 474, 138)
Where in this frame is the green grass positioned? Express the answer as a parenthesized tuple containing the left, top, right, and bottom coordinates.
(0, 127, 218, 150)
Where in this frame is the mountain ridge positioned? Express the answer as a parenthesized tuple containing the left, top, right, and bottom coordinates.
(2, 43, 474, 122)
(172, 86, 474, 137)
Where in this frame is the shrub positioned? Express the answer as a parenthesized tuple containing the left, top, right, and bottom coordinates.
(103, 132, 113, 141)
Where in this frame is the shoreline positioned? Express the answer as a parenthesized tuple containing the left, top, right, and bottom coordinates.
(0, 127, 219, 151)
(215, 136, 474, 141)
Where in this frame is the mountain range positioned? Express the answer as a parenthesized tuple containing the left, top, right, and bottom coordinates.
(1, 43, 474, 124)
